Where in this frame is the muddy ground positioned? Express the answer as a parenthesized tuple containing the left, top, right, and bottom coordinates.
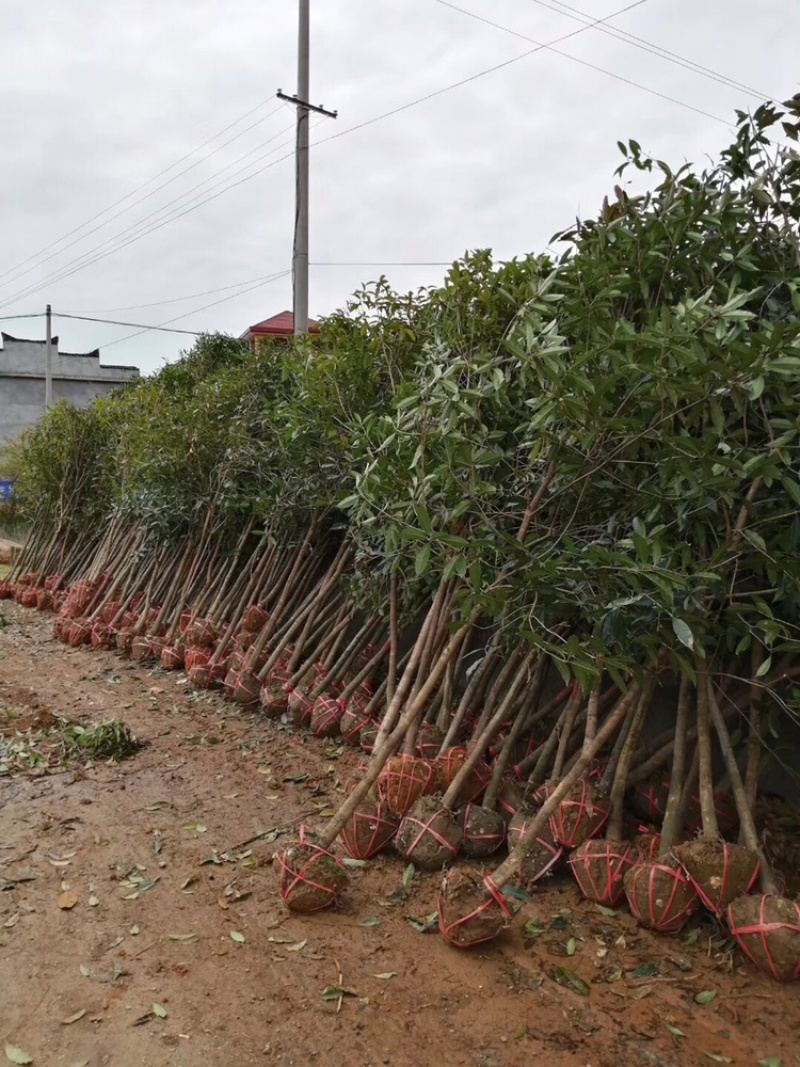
(1, 600, 799, 1067)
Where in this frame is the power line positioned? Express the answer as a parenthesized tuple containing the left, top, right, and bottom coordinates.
(0, 102, 287, 296)
(71, 273, 298, 315)
(311, 261, 454, 267)
(0, 94, 282, 287)
(99, 269, 292, 349)
(0, 124, 300, 311)
(430, 0, 728, 125)
(0, 313, 44, 322)
(0, 0, 727, 315)
(54, 312, 202, 336)
(536, 0, 772, 100)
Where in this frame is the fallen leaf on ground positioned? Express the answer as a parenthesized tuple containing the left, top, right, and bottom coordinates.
(79, 965, 90, 977)
(665, 1024, 686, 1037)
(286, 940, 306, 952)
(695, 990, 718, 1005)
(57, 891, 78, 910)
(4, 1045, 33, 1065)
(359, 918, 381, 928)
(88, 895, 99, 907)
(152, 1003, 167, 1018)
(169, 933, 197, 941)
(230, 931, 245, 943)
(61, 1009, 86, 1025)
(373, 972, 396, 980)
(4, 914, 19, 928)
(549, 966, 590, 997)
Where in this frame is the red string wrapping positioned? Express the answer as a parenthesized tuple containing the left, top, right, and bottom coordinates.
(569, 838, 636, 907)
(508, 813, 565, 885)
(377, 755, 434, 817)
(160, 644, 185, 670)
(311, 696, 343, 738)
(339, 801, 399, 859)
(548, 779, 611, 849)
(277, 826, 348, 912)
(624, 859, 699, 934)
(438, 870, 511, 948)
(727, 894, 800, 982)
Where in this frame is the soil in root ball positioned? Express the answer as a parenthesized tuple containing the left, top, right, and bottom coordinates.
(438, 867, 508, 948)
(728, 894, 800, 982)
(278, 842, 349, 913)
(675, 837, 759, 914)
(396, 794, 463, 869)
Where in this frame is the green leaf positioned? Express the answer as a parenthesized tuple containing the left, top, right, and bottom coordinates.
(631, 962, 659, 978)
(756, 656, 772, 678)
(595, 904, 617, 917)
(694, 989, 717, 1005)
(672, 618, 694, 651)
(152, 1003, 167, 1018)
(757, 1058, 783, 1067)
(229, 931, 246, 943)
(665, 1024, 686, 1037)
(704, 1055, 732, 1064)
(414, 544, 431, 577)
(359, 917, 381, 928)
(549, 966, 590, 996)
(402, 863, 415, 887)
(341, 857, 366, 868)
(373, 972, 396, 980)
(405, 913, 438, 934)
(4, 1046, 33, 1065)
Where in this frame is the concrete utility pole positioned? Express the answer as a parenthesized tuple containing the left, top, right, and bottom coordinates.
(45, 303, 53, 410)
(277, 0, 336, 336)
(294, 0, 310, 338)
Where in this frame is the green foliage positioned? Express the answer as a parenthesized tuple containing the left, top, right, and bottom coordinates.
(15, 96, 800, 697)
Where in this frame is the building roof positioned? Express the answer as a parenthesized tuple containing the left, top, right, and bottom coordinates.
(240, 310, 320, 339)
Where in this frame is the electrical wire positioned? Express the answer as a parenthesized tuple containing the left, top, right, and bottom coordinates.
(71, 273, 300, 315)
(54, 313, 202, 336)
(0, 313, 44, 321)
(0, 103, 287, 295)
(0, 0, 730, 315)
(0, 94, 282, 287)
(98, 269, 291, 349)
(535, 0, 772, 100)
(0, 124, 300, 310)
(430, 0, 728, 125)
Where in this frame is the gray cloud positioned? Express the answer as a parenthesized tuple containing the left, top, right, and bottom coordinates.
(0, 0, 797, 375)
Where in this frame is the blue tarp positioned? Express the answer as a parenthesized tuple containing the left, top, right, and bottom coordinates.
(0, 481, 13, 501)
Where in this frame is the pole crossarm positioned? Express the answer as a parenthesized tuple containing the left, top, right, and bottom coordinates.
(277, 90, 337, 119)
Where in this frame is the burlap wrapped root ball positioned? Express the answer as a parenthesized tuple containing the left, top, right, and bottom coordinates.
(377, 755, 434, 817)
(396, 795, 463, 870)
(569, 837, 636, 908)
(508, 810, 565, 887)
(674, 838, 760, 916)
(338, 794, 399, 859)
(438, 867, 510, 948)
(276, 834, 349, 913)
(545, 778, 611, 849)
(727, 894, 800, 982)
(461, 803, 507, 858)
(624, 856, 699, 934)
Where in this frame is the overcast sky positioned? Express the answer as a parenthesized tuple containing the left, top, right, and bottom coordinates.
(0, 1, 797, 376)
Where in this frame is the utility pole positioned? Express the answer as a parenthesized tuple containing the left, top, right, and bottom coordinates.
(277, 0, 336, 337)
(45, 303, 53, 410)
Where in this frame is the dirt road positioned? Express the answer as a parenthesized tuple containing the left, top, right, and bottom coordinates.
(1, 601, 799, 1067)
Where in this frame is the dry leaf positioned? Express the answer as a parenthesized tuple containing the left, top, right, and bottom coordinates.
(4, 1045, 33, 1065)
(373, 972, 397, 980)
(79, 965, 90, 977)
(88, 895, 99, 907)
(230, 931, 245, 943)
(286, 940, 306, 952)
(61, 1009, 86, 1025)
(58, 891, 78, 910)
(152, 1003, 167, 1018)
(4, 914, 20, 928)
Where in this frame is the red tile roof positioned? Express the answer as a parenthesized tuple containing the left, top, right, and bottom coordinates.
(242, 310, 320, 338)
